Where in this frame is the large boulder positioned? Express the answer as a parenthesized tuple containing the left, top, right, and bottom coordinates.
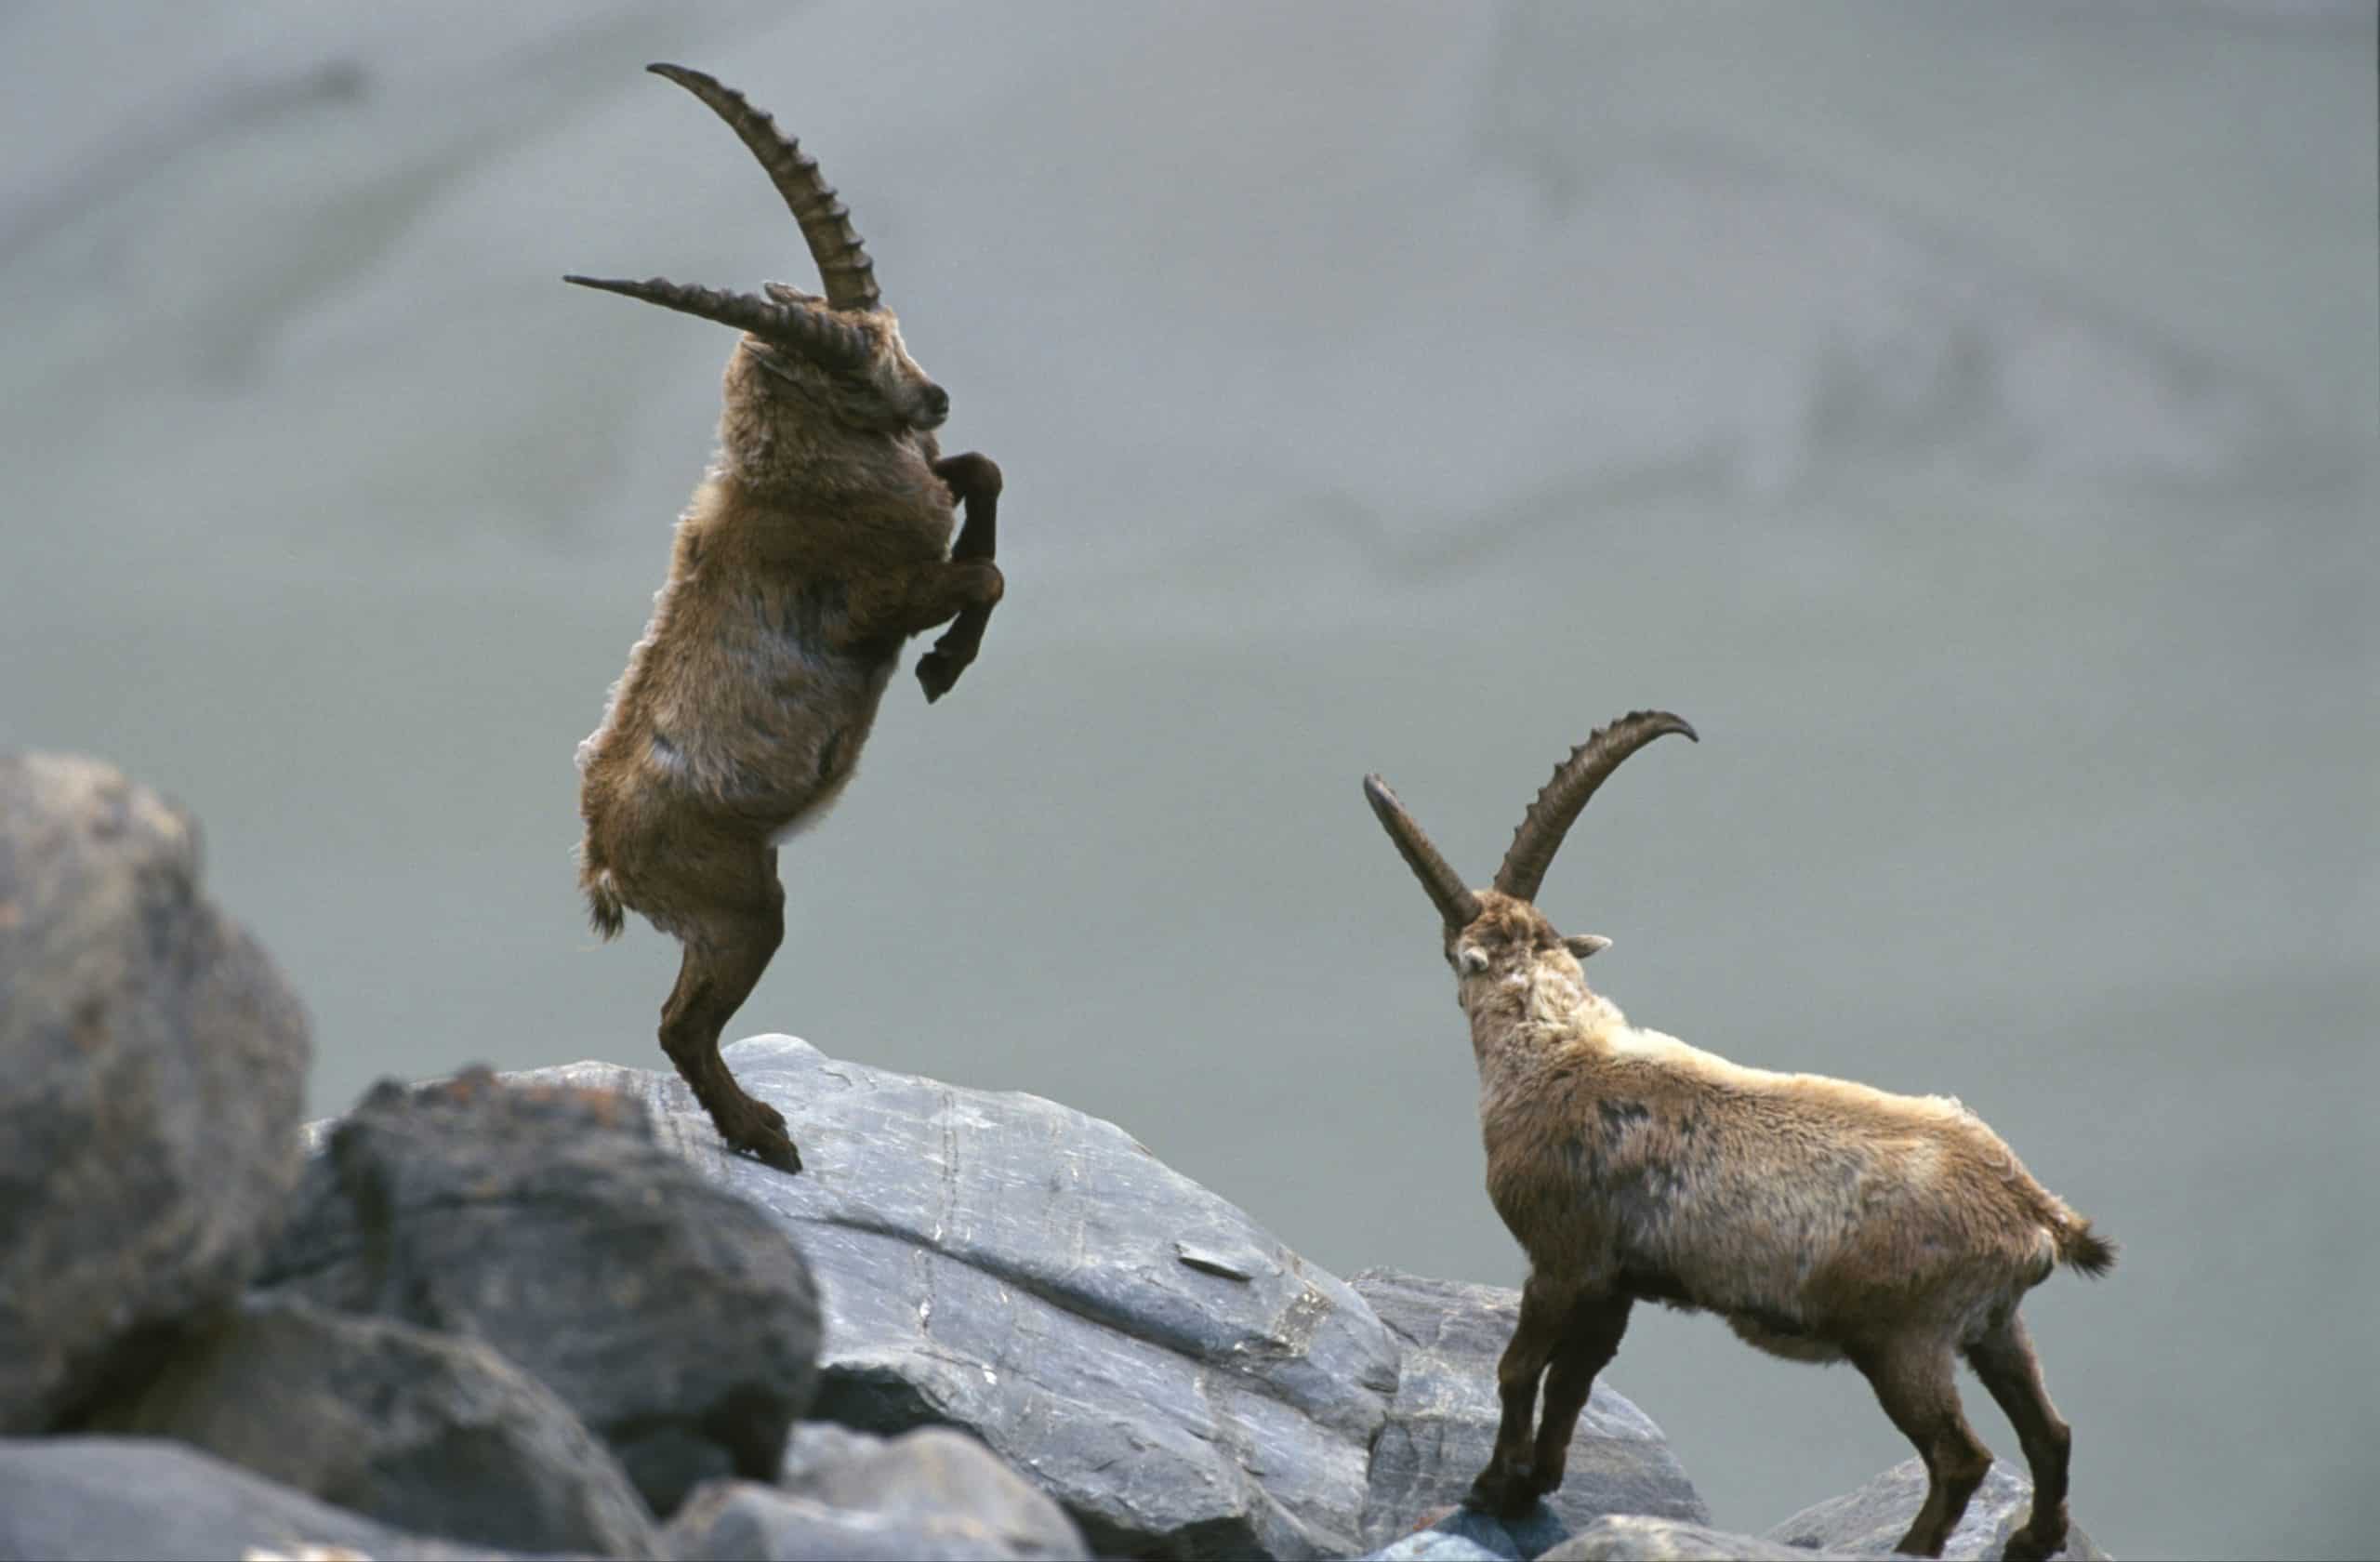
(0, 1436, 586, 1561)
(0, 754, 310, 1434)
(667, 1425, 1090, 1561)
(84, 1296, 657, 1557)
(256, 1067, 821, 1516)
(486, 1037, 1700, 1561)
(1349, 1268, 1708, 1548)
(505, 1037, 1401, 1559)
(1765, 1458, 2109, 1560)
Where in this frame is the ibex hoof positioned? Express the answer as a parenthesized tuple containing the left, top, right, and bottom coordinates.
(718, 1097, 803, 1174)
(734, 1124, 803, 1175)
(917, 652, 962, 703)
(2003, 1528, 2063, 1562)
(1463, 1463, 1543, 1520)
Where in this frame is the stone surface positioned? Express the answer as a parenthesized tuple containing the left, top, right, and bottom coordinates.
(1351, 1269, 1709, 1549)
(0, 753, 310, 1434)
(1364, 1530, 1511, 1561)
(0, 1436, 588, 1560)
(84, 1296, 657, 1557)
(1402, 1502, 1580, 1560)
(669, 1426, 1089, 1561)
(1765, 1458, 2110, 1560)
(1540, 1514, 1824, 1560)
(258, 1066, 821, 1517)
(497, 1036, 1405, 1560)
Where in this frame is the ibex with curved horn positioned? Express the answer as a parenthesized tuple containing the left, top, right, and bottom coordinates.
(570, 64, 1005, 1172)
(1365, 713, 2113, 1560)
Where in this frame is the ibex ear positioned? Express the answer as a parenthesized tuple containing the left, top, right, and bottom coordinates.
(1564, 933, 1612, 960)
(1457, 946, 1491, 974)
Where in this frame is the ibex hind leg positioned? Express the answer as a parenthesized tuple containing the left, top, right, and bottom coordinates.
(1850, 1335, 1992, 1557)
(658, 856, 799, 1172)
(1964, 1313, 2072, 1562)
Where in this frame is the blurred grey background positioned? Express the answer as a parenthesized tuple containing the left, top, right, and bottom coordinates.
(4, 2, 2373, 1555)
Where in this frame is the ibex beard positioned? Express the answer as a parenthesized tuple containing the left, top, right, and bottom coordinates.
(1364, 712, 2114, 1560)
(569, 65, 1005, 1173)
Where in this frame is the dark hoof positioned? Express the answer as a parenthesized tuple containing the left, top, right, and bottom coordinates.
(733, 1123, 803, 1174)
(1463, 1463, 1541, 1519)
(916, 653, 961, 703)
(717, 1097, 801, 1173)
(2003, 1529, 2062, 1562)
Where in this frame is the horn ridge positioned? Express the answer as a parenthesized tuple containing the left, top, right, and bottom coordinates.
(1494, 710, 1698, 904)
(646, 62, 882, 314)
(563, 274, 872, 369)
(1365, 774, 1485, 931)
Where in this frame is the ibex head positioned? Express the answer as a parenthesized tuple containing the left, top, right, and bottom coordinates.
(567, 64, 947, 436)
(1364, 711, 1698, 985)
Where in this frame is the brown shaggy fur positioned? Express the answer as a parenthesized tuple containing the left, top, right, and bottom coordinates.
(571, 76, 1003, 1173)
(1367, 717, 2112, 1560)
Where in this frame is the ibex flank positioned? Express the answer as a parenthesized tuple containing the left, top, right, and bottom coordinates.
(1364, 712, 2113, 1560)
(570, 64, 1005, 1172)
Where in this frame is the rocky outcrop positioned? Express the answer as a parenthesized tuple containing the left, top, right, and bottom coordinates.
(256, 1067, 823, 1516)
(0, 1436, 581, 1561)
(499, 1038, 1709, 1561)
(667, 1424, 1091, 1561)
(84, 1295, 658, 1556)
(505, 1037, 1403, 1559)
(0, 754, 311, 1434)
(1765, 1458, 2109, 1560)
(1349, 1269, 1707, 1548)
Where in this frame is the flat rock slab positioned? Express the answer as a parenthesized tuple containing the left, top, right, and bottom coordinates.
(86, 1296, 657, 1557)
(0, 1436, 596, 1561)
(1765, 1458, 2109, 1560)
(1350, 1269, 1708, 1549)
(509, 1036, 1403, 1560)
(260, 1067, 822, 1517)
(0, 753, 310, 1433)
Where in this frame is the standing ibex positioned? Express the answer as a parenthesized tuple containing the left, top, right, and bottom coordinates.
(569, 65, 1004, 1172)
(1364, 712, 2113, 1560)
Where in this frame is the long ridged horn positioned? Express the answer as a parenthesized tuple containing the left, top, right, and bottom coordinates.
(562, 274, 871, 369)
(648, 62, 881, 314)
(1365, 775, 1484, 931)
(1494, 711, 1699, 904)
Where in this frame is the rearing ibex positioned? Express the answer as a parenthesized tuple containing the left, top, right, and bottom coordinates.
(1364, 712, 2113, 1560)
(570, 65, 1005, 1172)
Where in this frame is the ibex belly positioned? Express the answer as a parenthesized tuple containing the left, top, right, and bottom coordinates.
(661, 591, 897, 838)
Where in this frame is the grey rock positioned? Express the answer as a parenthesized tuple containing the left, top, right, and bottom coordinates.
(497, 1036, 1406, 1560)
(1540, 1514, 1826, 1560)
(1765, 1458, 2109, 1560)
(1399, 1502, 1574, 1560)
(83, 1296, 657, 1557)
(669, 1426, 1089, 1561)
(1363, 1531, 1511, 1562)
(0, 753, 310, 1434)
(258, 1066, 821, 1517)
(1351, 1269, 1709, 1548)
(0, 1436, 592, 1560)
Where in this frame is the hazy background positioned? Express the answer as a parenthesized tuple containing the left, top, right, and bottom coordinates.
(5, 3, 2372, 1555)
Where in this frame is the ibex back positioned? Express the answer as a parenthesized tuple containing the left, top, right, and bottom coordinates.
(570, 65, 1005, 1172)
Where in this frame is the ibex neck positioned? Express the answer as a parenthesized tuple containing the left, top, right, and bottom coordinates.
(1463, 957, 1622, 1081)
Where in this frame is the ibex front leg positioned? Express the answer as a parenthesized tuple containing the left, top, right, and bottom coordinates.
(916, 452, 1002, 702)
(1468, 1272, 1585, 1517)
